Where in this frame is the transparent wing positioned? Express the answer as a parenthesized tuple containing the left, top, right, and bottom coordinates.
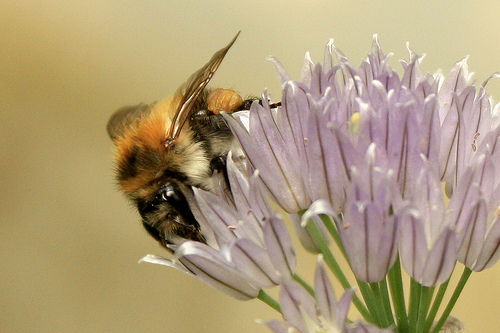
(107, 103, 153, 142)
(166, 31, 240, 143)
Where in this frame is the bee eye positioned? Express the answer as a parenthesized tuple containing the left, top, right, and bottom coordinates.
(156, 184, 185, 206)
(137, 183, 188, 219)
(146, 183, 191, 214)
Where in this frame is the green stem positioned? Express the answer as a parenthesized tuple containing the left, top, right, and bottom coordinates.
(379, 279, 397, 330)
(430, 267, 472, 333)
(305, 218, 372, 322)
(416, 286, 431, 333)
(358, 280, 382, 326)
(320, 214, 347, 258)
(257, 290, 281, 313)
(424, 280, 449, 333)
(408, 278, 422, 333)
(387, 257, 409, 332)
(370, 282, 392, 328)
(293, 273, 315, 297)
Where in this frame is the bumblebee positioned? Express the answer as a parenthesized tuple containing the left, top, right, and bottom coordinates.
(107, 32, 254, 246)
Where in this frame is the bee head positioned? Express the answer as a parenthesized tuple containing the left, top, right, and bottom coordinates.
(136, 181, 205, 245)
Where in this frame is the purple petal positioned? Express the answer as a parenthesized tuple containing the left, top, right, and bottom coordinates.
(291, 213, 328, 254)
(226, 238, 280, 288)
(265, 320, 296, 333)
(192, 187, 241, 246)
(418, 227, 458, 286)
(290, 213, 319, 253)
(264, 217, 297, 280)
(280, 282, 317, 332)
(398, 211, 428, 279)
(337, 146, 399, 282)
(471, 215, 500, 271)
(323, 39, 336, 73)
(337, 289, 355, 329)
(439, 316, 465, 333)
(400, 49, 425, 90)
(314, 256, 355, 329)
(314, 255, 339, 325)
(456, 199, 488, 267)
(398, 208, 458, 286)
(268, 55, 292, 86)
(174, 242, 260, 300)
(438, 57, 471, 122)
(341, 200, 398, 282)
(444, 165, 483, 237)
(301, 199, 338, 226)
(300, 52, 315, 87)
(139, 254, 189, 274)
(140, 244, 260, 300)
(303, 94, 350, 212)
(280, 82, 309, 158)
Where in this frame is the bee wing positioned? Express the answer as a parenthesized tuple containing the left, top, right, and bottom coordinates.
(107, 103, 153, 142)
(167, 31, 240, 141)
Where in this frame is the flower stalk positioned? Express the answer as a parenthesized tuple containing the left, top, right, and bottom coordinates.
(258, 290, 282, 313)
(387, 258, 409, 332)
(424, 280, 449, 333)
(429, 268, 472, 333)
(293, 273, 315, 297)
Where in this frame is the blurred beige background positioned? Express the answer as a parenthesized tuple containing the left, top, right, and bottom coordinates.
(2, 1, 500, 332)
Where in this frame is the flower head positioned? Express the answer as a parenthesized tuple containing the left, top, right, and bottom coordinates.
(265, 257, 390, 333)
(224, 35, 500, 286)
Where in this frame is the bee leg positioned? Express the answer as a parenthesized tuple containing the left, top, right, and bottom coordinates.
(236, 98, 258, 111)
(235, 98, 281, 111)
(190, 109, 212, 118)
(210, 155, 233, 199)
(210, 155, 229, 181)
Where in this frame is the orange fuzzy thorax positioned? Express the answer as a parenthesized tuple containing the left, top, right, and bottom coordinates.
(113, 98, 207, 198)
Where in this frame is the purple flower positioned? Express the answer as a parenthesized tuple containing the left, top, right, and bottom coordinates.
(438, 58, 498, 194)
(455, 128, 500, 271)
(337, 144, 400, 283)
(265, 257, 390, 333)
(398, 164, 458, 286)
(223, 94, 311, 214)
